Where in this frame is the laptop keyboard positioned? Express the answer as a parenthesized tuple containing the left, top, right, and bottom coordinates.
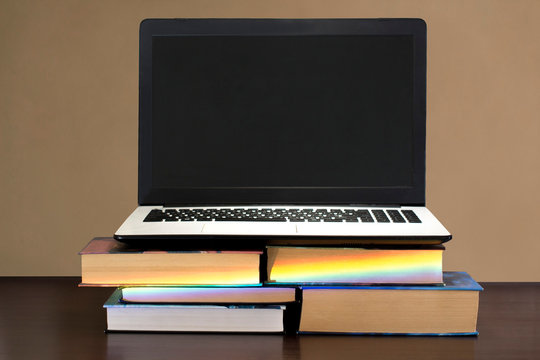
(143, 208, 422, 223)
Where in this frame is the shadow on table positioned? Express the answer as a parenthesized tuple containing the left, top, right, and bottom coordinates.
(296, 335, 477, 360)
(106, 333, 285, 360)
(105, 332, 476, 360)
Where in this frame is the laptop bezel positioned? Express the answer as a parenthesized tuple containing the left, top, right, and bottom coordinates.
(138, 18, 427, 206)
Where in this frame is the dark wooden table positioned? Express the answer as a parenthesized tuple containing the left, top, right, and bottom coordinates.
(1, 278, 539, 360)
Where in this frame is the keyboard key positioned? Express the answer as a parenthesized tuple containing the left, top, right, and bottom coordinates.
(144, 217, 164, 222)
(143, 210, 166, 222)
(355, 210, 374, 222)
(387, 210, 406, 223)
(372, 210, 390, 223)
(402, 210, 422, 223)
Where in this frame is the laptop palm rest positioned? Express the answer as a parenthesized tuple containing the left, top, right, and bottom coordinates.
(201, 223, 297, 235)
(296, 223, 370, 236)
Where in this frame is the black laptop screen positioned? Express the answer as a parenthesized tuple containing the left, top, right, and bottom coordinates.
(151, 35, 414, 190)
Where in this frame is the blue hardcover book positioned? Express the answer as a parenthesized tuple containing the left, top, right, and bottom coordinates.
(299, 271, 482, 335)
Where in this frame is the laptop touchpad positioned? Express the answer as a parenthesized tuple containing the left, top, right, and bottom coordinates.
(201, 223, 297, 235)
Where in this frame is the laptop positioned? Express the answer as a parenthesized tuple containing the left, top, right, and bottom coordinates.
(114, 18, 451, 246)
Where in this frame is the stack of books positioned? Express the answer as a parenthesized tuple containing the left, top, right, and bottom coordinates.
(266, 245, 481, 335)
(80, 238, 296, 333)
(80, 238, 481, 335)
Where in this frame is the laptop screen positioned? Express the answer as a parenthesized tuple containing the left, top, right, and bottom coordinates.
(139, 19, 426, 205)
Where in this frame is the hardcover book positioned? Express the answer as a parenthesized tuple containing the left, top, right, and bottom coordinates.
(121, 286, 296, 304)
(267, 245, 444, 285)
(80, 238, 261, 286)
(104, 289, 286, 333)
(299, 271, 482, 335)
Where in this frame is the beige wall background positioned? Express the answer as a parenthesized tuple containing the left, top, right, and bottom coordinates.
(1, 0, 539, 280)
